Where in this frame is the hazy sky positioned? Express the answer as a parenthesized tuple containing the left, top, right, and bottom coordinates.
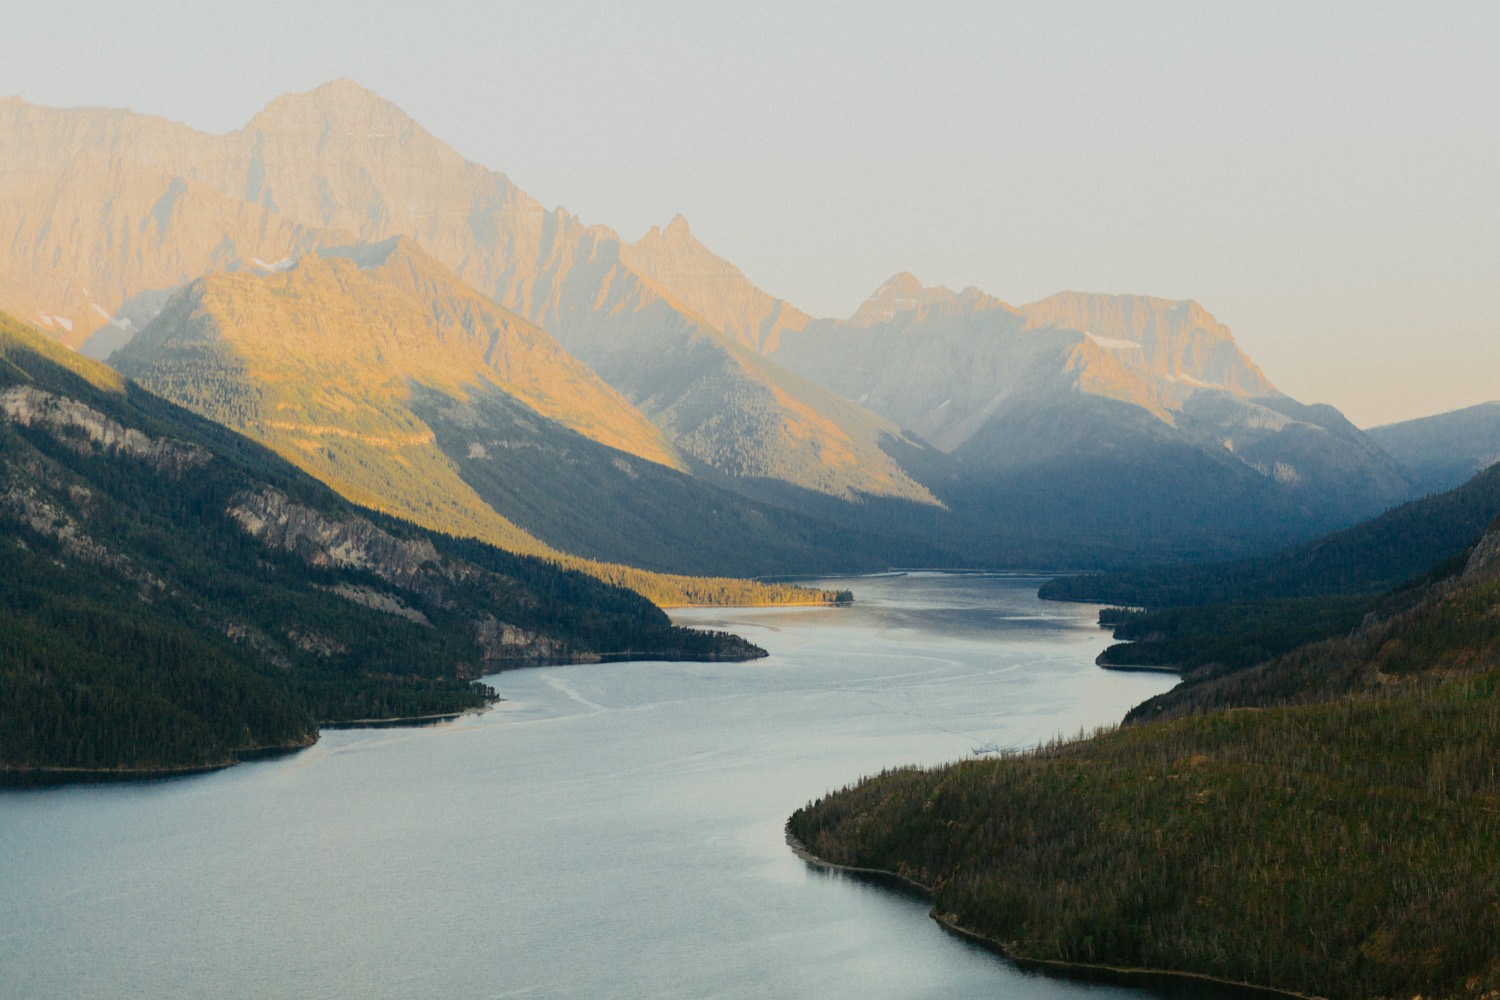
(4, 1, 1496, 426)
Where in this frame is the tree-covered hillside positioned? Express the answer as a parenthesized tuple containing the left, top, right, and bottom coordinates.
(791, 520, 1500, 999)
(0, 312, 763, 774)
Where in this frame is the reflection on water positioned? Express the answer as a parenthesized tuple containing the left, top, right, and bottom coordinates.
(1, 574, 1251, 1000)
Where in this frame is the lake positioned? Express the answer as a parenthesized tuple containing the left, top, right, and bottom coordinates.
(1, 574, 1248, 998)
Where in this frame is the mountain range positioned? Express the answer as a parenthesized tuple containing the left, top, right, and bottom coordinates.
(8, 78, 1500, 981)
(1, 79, 1490, 577)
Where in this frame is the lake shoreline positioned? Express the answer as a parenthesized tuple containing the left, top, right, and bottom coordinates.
(660, 599, 849, 609)
(1093, 655, 1183, 674)
(0, 735, 316, 786)
(1, 706, 502, 786)
(785, 828, 1309, 1000)
(320, 702, 496, 729)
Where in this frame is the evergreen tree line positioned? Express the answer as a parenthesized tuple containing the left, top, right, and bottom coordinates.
(790, 508, 1500, 998)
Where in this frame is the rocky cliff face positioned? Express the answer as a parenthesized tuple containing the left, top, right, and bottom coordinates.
(227, 487, 441, 590)
(226, 486, 582, 662)
(0, 385, 210, 474)
(1463, 522, 1500, 584)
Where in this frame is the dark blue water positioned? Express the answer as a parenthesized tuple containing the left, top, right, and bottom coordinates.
(1, 574, 1224, 999)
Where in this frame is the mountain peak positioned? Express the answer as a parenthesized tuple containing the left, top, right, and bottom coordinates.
(319, 234, 425, 271)
(882, 271, 926, 295)
(638, 213, 695, 246)
(847, 272, 957, 327)
(294, 77, 396, 106)
(254, 79, 415, 129)
(621, 214, 815, 352)
(1018, 291, 1276, 398)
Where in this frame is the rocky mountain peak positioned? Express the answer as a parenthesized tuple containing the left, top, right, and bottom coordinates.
(1019, 291, 1277, 399)
(620, 213, 814, 352)
(253, 78, 414, 129)
(634, 212, 697, 251)
(847, 272, 957, 328)
(884, 271, 927, 296)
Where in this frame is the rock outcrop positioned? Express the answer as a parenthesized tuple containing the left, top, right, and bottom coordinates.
(0, 385, 210, 474)
(226, 486, 589, 661)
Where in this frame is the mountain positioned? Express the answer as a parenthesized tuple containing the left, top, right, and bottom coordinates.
(619, 213, 812, 354)
(769, 277, 1415, 551)
(0, 82, 940, 509)
(1017, 291, 1277, 401)
(1042, 461, 1500, 607)
(1075, 462, 1500, 677)
(0, 309, 761, 774)
(1367, 401, 1500, 495)
(110, 238, 899, 581)
(0, 80, 1423, 567)
(0, 131, 330, 354)
(1069, 458, 1500, 695)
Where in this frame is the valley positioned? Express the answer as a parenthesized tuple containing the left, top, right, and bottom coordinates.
(1, 50, 1498, 1000)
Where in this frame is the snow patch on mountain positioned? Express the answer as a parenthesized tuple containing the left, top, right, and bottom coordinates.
(1085, 331, 1143, 351)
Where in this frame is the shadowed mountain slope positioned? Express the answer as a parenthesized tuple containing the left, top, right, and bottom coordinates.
(1042, 461, 1500, 607)
(770, 276, 1414, 547)
(1368, 401, 1500, 495)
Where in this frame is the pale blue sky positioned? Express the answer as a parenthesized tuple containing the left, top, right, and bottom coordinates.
(3, 1, 1496, 425)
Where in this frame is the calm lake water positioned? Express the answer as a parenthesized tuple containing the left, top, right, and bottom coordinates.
(2, 574, 1244, 999)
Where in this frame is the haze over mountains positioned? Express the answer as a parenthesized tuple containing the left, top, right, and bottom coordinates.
(1368, 402, 1500, 496)
(771, 275, 1415, 532)
(112, 238, 903, 579)
(2, 79, 1490, 574)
